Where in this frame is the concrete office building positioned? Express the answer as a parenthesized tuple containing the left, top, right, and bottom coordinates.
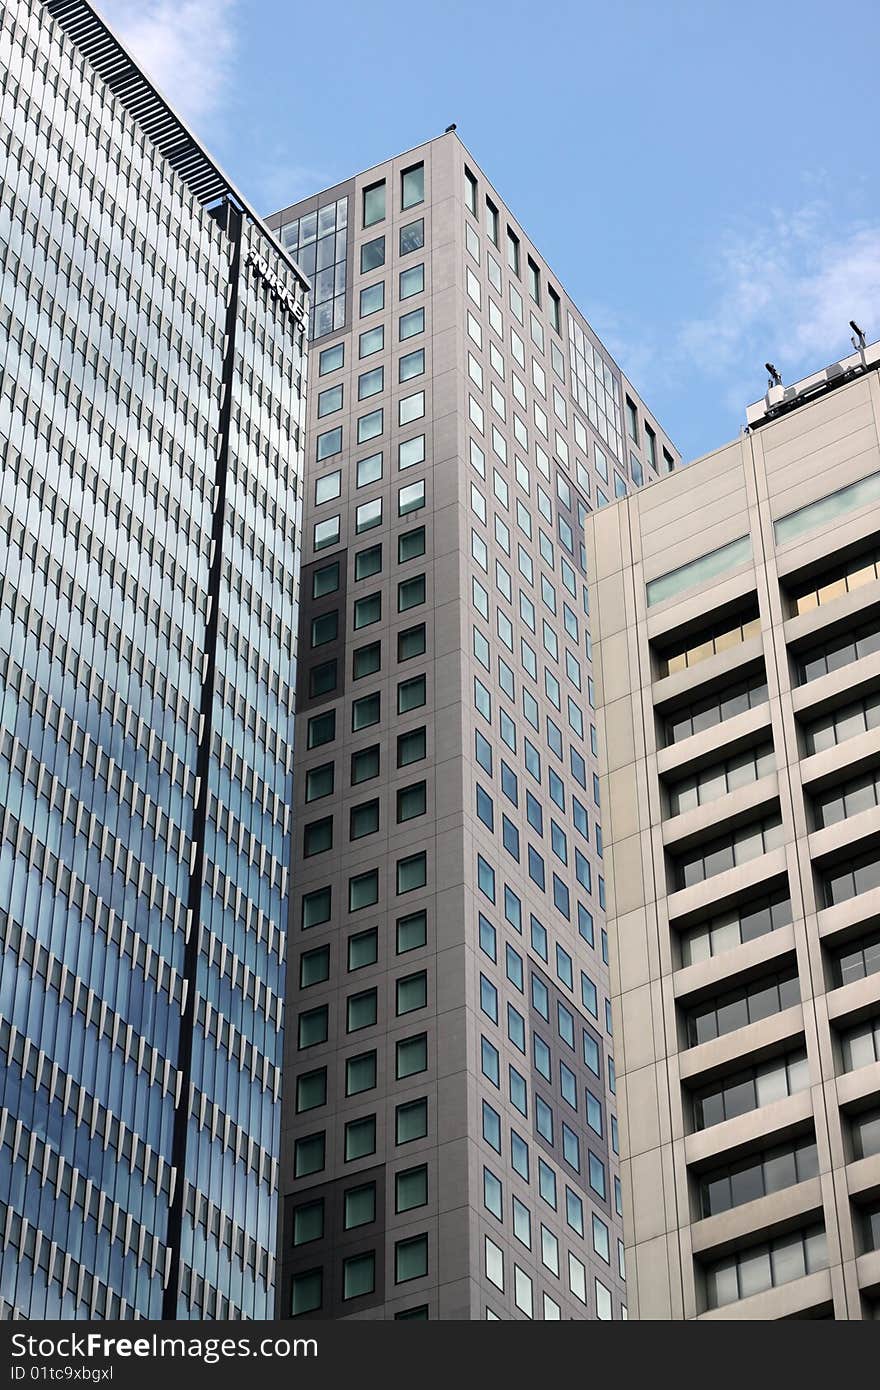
(0, 0, 307, 1317)
(267, 133, 679, 1320)
(587, 342, 880, 1319)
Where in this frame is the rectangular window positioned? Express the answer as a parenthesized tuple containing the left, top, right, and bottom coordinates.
(401, 162, 425, 209)
(507, 228, 520, 276)
(363, 180, 386, 227)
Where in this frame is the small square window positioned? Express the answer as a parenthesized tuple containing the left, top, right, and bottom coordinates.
(318, 343, 344, 375)
(359, 325, 384, 358)
(352, 692, 381, 731)
(346, 989, 378, 1033)
(341, 1112, 375, 1167)
(397, 780, 427, 821)
(398, 575, 426, 611)
(343, 1183, 376, 1231)
(396, 1096, 428, 1143)
(299, 945, 330, 988)
(293, 1199, 324, 1246)
(360, 282, 385, 317)
(354, 543, 382, 580)
(317, 385, 343, 418)
(398, 674, 426, 714)
(348, 928, 378, 971)
(291, 1268, 322, 1316)
(294, 1131, 325, 1178)
(295, 1068, 326, 1113)
(395, 1233, 428, 1283)
(349, 870, 379, 912)
(353, 592, 382, 629)
(301, 885, 331, 928)
(312, 561, 339, 598)
(356, 498, 383, 533)
(400, 218, 425, 255)
(357, 408, 383, 444)
(308, 660, 337, 699)
(396, 1164, 428, 1213)
(397, 1032, 428, 1078)
(350, 797, 380, 839)
(305, 763, 334, 802)
(397, 726, 427, 766)
(398, 623, 426, 662)
(359, 366, 384, 400)
(397, 852, 427, 894)
(360, 235, 385, 273)
(400, 307, 425, 340)
(399, 480, 425, 516)
(397, 910, 427, 953)
(345, 1052, 377, 1097)
(352, 642, 381, 680)
(351, 744, 380, 784)
(342, 1247, 375, 1299)
(399, 348, 425, 382)
(396, 971, 427, 1015)
(399, 526, 426, 562)
(400, 265, 425, 299)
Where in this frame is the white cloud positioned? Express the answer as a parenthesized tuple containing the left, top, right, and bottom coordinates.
(96, 0, 238, 127)
(679, 204, 880, 382)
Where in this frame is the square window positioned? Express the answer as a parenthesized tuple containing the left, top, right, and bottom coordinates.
(400, 265, 425, 299)
(350, 797, 380, 838)
(399, 434, 426, 470)
(356, 498, 382, 533)
(397, 522, 425, 561)
(291, 1269, 322, 1316)
(360, 235, 385, 273)
(358, 408, 383, 443)
(343, 1114, 376, 1160)
(354, 543, 382, 580)
(294, 1132, 325, 1178)
(351, 744, 380, 784)
(397, 852, 427, 894)
(399, 480, 425, 515)
(316, 427, 342, 461)
(319, 343, 344, 375)
(399, 348, 425, 381)
(396, 971, 427, 1014)
(398, 575, 426, 611)
(352, 692, 381, 731)
(359, 325, 385, 358)
(399, 391, 425, 426)
(345, 1051, 377, 1096)
(400, 218, 425, 255)
(348, 927, 378, 970)
(317, 385, 343, 418)
(398, 726, 427, 766)
(343, 1250, 375, 1300)
(395, 1233, 428, 1283)
(396, 1165, 428, 1213)
(300, 945, 330, 988)
(309, 660, 337, 698)
(293, 1199, 324, 1246)
(359, 366, 384, 400)
(347, 989, 377, 1032)
(311, 610, 338, 647)
(302, 885, 331, 928)
(349, 869, 379, 911)
(360, 282, 385, 317)
(397, 780, 427, 821)
(295, 1068, 326, 1113)
(400, 307, 425, 340)
(397, 1033, 428, 1078)
(343, 1183, 376, 1230)
(398, 623, 426, 661)
(397, 910, 427, 953)
(312, 561, 339, 599)
(353, 592, 381, 629)
(305, 763, 334, 802)
(398, 674, 426, 713)
(313, 516, 340, 551)
(396, 1096, 428, 1143)
(298, 1005, 328, 1049)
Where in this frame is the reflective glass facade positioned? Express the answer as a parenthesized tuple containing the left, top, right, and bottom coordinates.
(0, 0, 307, 1318)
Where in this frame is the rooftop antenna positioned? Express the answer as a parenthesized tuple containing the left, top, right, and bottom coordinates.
(851, 319, 868, 369)
(765, 362, 783, 389)
(445, 123, 457, 133)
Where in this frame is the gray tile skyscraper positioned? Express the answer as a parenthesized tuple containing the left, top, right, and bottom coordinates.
(0, 0, 307, 1318)
(267, 132, 679, 1320)
(586, 343, 880, 1319)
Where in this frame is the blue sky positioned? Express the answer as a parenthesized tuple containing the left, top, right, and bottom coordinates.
(100, 0, 880, 462)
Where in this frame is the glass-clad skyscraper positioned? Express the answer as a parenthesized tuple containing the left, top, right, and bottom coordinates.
(0, 0, 307, 1318)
